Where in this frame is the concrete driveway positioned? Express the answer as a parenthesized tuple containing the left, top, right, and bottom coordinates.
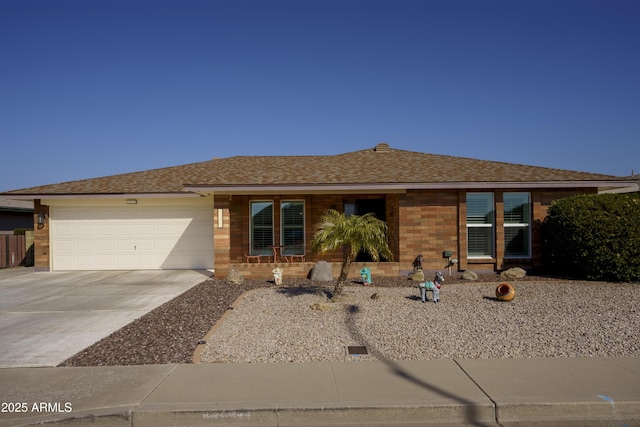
(0, 270, 212, 368)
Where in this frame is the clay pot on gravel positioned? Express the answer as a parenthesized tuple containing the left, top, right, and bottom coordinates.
(496, 283, 515, 301)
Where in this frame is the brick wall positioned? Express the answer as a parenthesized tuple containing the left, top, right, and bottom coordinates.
(386, 194, 400, 260)
(213, 196, 231, 277)
(33, 200, 50, 271)
(397, 190, 459, 271)
(220, 187, 599, 278)
(227, 261, 401, 280)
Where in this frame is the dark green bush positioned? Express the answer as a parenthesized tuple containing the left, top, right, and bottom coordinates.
(542, 193, 640, 282)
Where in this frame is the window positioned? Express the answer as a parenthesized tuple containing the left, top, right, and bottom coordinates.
(504, 193, 531, 258)
(250, 201, 273, 256)
(467, 193, 494, 258)
(281, 201, 304, 255)
(343, 201, 355, 217)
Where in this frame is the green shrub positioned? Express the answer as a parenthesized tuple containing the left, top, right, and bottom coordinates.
(13, 228, 33, 235)
(542, 193, 640, 282)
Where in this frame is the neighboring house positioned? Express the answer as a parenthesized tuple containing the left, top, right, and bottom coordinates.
(0, 198, 34, 234)
(1, 143, 636, 277)
(599, 175, 639, 194)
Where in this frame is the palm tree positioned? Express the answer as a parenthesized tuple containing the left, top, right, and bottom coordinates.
(311, 209, 393, 297)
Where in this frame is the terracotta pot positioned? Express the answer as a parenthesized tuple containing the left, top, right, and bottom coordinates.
(496, 283, 515, 301)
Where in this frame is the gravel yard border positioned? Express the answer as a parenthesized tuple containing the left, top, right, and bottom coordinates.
(59, 273, 638, 367)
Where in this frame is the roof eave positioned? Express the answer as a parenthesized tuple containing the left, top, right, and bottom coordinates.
(0, 192, 203, 200)
(185, 180, 633, 195)
(3, 180, 632, 199)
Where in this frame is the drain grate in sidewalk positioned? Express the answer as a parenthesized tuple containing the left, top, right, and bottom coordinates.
(347, 345, 368, 355)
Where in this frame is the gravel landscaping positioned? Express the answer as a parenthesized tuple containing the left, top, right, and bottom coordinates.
(60, 272, 639, 366)
(59, 279, 265, 366)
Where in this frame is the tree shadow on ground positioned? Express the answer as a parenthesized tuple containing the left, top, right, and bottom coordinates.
(276, 285, 333, 298)
(344, 304, 495, 427)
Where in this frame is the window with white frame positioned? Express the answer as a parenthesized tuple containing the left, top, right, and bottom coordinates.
(250, 201, 273, 256)
(466, 193, 494, 258)
(281, 201, 304, 256)
(504, 192, 531, 258)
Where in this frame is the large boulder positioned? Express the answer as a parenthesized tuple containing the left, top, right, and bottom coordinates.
(225, 268, 244, 285)
(411, 269, 425, 282)
(500, 267, 527, 280)
(462, 270, 478, 281)
(310, 261, 333, 281)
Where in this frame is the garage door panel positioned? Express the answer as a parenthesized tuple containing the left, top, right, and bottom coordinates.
(97, 254, 116, 266)
(135, 254, 158, 266)
(116, 239, 135, 250)
(56, 224, 76, 237)
(56, 241, 75, 252)
(96, 224, 115, 236)
(155, 224, 178, 237)
(135, 224, 156, 235)
(51, 204, 214, 270)
(76, 255, 97, 267)
(155, 239, 178, 250)
(116, 254, 137, 267)
(76, 240, 95, 251)
(116, 224, 135, 234)
(136, 239, 156, 251)
(75, 225, 95, 236)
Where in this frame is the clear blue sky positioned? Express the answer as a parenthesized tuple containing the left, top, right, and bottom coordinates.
(1, 0, 639, 192)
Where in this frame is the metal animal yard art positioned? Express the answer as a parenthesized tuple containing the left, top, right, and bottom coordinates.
(418, 271, 444, 303)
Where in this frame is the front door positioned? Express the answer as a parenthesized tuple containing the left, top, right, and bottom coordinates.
(354, 199, 386, 262)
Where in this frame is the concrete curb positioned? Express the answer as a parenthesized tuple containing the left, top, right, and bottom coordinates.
(1, 358, 639, 426)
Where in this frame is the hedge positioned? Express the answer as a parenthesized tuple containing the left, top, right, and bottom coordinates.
(542, 192, 640, 282)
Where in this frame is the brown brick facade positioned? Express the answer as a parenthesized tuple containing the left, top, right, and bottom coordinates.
(397, 190, 459, 271)
(213, 196, 231, 277)
(228, 260, 401, 280)
(33, 199, 50, 271)
(216, 188, 598, 278)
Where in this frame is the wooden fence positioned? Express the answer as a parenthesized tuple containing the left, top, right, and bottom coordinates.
(0, 232, 34, 268)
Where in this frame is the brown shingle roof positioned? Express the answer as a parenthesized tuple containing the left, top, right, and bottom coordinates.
(1, 146, 625, 196)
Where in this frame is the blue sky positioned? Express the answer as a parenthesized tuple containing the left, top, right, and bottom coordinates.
(1, 0, 638, 192)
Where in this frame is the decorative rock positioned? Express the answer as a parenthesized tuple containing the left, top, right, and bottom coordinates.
(462, 270, 478, 281)
(310, 261, 333, 281)
(225, 269, 244, 285)
(310, 303, 332, 311)
(500, 267, 527, 280)
(411, 269, 425, 282)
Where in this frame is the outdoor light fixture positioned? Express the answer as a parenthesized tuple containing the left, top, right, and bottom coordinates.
(126, 199, 137, 205)
(37, 212, 46, 225)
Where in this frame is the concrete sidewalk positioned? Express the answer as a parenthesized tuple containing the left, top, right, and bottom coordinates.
(1, 357, 638, 426)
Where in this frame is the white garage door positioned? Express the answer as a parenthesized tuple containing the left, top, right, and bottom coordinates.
(50, 202, 214, 270)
